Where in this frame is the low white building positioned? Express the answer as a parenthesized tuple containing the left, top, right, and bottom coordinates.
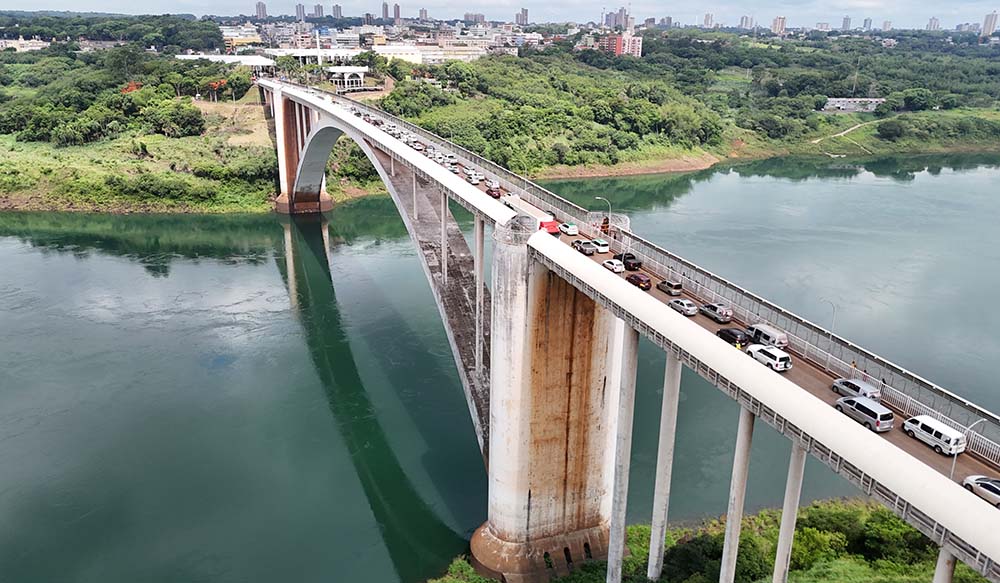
(0, 36, 51, 52)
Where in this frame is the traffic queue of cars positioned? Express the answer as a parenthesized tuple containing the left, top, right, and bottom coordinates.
(350, 102, 1000, 509)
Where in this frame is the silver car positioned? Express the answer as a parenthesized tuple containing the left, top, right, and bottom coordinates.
(834, 396, 894, 432)
(699, 302, 733, 323)
(668, 299, 698, 316)
(963, 475, 1000, 508)
(831, 378, 881, 401)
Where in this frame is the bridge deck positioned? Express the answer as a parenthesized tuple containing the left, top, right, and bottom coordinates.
(556, 232, 998, 483)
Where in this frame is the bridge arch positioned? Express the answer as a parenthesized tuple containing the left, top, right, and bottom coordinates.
(278, 103, 494, 458)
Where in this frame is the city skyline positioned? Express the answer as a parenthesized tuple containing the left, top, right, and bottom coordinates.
(14, 0, 1000, 30)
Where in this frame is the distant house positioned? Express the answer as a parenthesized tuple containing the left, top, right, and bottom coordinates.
(823, 97, 886, 113)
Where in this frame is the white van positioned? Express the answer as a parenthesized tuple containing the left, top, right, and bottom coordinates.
(745, 323, 789, 349)
(903, 415, 967, 456)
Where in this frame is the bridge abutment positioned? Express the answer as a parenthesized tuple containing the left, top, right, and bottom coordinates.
(473, 218, 629, 582)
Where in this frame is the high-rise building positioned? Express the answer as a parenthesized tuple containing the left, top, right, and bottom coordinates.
(312, 3, 323, 17)
(739, 15, 753, 29)
(841, 15, 851, 30)
(464, 12, 485, 23)
(597, 30, 642, 56)
(604, 6, 629, 29)
(926, 16, 940, 31)
(418, 7, 427, 19)
(296, 2, 306, 20)
(863, 17, 872, 30)
(703, 13, 713, 28)
(984, 11, 998, 36)
(393, 2, 400, 24)
(882, 20, 892, 31)
(643, 17, 655, 28)
(255, 1, 267, 18)
(816, 22, 830, 31)
(516, 8, 528, 26)
(381, 1, 389, 19)
(659, 16, 673, 28)
(332, 4, 342, 18)
(771, 16, 786, 35)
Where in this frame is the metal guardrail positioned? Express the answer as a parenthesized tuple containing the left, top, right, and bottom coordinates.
(269, 79, 1000, 470)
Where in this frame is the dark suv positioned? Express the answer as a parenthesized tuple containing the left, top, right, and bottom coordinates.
(613, 252, 642, 271)
(717, 328, 751, 346)
(625, 273, 652, 290)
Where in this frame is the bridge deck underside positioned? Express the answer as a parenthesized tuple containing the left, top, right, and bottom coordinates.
(371, 146, 492, 455)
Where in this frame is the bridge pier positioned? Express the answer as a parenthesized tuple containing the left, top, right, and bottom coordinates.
(607, 319, 640, 583)
(933, 548, 957, 583)
(772, 444, 807, 583)
(472, 218, 624, 583)
(474, 215, 485, 377)
(720, 407, 756, 583)
(647, 352, 683, 580)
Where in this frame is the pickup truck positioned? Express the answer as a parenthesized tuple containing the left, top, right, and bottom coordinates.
(613, 252, 642, 271)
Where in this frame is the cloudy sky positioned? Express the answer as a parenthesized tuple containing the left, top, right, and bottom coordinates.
(22, 0, 1000, 29)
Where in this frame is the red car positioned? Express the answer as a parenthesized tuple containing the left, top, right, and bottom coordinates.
(485, 186, 502, 199)
(626, 273, 652, 290)
(540, 220, 561, 236)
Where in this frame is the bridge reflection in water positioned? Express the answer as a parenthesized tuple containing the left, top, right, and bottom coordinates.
(277, 215, 468, 582)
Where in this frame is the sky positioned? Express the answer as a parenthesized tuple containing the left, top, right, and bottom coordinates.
(12, 0, 1000, 29)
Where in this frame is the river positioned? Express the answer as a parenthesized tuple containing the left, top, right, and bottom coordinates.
(1, 154, 998, 582)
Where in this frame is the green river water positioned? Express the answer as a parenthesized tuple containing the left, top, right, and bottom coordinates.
(1, 154, 998, 582)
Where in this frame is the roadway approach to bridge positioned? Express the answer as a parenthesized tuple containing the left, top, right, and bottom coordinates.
(257, 78, 1000, 583)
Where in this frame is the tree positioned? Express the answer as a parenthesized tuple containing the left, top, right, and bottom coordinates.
(876, 119, 906, 140)
(902, 88, 933, 111)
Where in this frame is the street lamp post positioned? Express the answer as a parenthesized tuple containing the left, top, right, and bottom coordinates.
(950, 418, 986, 481)
(820, 298, 838, 372)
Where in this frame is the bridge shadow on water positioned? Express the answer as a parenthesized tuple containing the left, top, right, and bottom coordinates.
(278, 214, 470, 583)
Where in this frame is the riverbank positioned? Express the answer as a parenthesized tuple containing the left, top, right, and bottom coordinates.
(0, 99, 384, 214)
(3, 104, 999, 213)
(430, 498, 989, 583)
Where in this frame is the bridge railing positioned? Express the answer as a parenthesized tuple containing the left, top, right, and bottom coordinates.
(269, 80, 1000, 469)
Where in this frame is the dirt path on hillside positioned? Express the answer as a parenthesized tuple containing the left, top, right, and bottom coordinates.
(534, 152, 720, 180)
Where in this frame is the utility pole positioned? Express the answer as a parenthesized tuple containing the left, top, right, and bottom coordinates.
(851, 55, 861, 97)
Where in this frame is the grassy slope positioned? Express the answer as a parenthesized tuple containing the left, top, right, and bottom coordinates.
(0, 98, 278, 213)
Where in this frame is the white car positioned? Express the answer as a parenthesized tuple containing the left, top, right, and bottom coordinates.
(467, 175, 481, 185)
(602, 259, 625, 273)
(963, 475, 1000, 508)
(592, 238, 610, 253)
(668, 298, 698, 316)
(559, 223, 579, 236)
(745, 344, 793, 372)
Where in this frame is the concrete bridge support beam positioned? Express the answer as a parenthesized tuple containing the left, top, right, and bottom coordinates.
(472, 217, 623, 583)
(647, 352, 683, 581)
(440, 189, 448, 285)
(606, 319, 640, 583)
(474, 215, 485, 377)
(933, 548, 956, 583)
(720, 407, 756, 583)
(772, 444, 807, 583)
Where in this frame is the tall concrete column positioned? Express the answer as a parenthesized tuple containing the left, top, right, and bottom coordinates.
(647, 351, 683, 580)
(411, 172, 418, 220)
(273, 89, 289, 196)
(474, 214, 485, 376)
(607, 319, 640, 583)
(720, 407, 756, 583)
(932, 548, 956, 583)
(772, 444, 807, 583)
(472, 217, 623, 583)
(390, 155, 395, 177)
(440, 189, 448, 285)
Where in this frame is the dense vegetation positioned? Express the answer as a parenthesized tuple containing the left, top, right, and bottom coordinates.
(0, 43, 252, 146)
(373, 55, 724, 172)
(359, 29, 1000, 172)
(0, 12, 222, 51)
(430, 499, 989, 583)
